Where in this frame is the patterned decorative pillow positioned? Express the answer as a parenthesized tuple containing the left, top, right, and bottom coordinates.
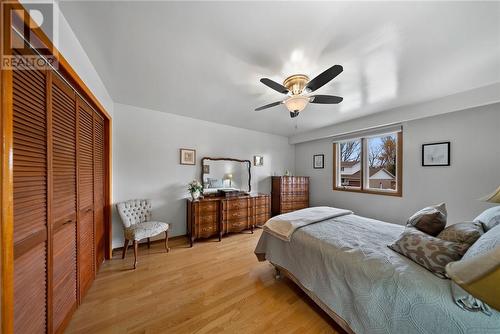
(474, 206, 500, 231)
(437, 221, 484, 246)
(389, 228, 469, 278)
(407, 203, 447, 236)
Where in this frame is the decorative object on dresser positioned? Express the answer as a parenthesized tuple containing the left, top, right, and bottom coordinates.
(422, 142, 450, 166)
(180, 148, 196, 165)
(116, 199, 170, 269)
(271, 176, 310, 216)
(186, 194, 271, 246)
(313, 154, 324, 169)
(187, 180, 203, 201)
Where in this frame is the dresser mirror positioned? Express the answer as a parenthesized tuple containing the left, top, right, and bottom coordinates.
(201, 157, 251, 194)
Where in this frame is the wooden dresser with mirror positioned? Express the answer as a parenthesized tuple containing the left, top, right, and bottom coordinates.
(186, 157, 271, 246)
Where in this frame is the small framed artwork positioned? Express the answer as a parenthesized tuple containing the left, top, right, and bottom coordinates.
(254, 155, 264, 166)
(422, 142, 450, 166)
(313, 154, 324, 169)
(203, 164, 210, 174)
(180, 148, 196, 165)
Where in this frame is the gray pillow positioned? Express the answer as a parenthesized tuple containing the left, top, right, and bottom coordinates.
(437, 221, 484, 246)
(474, 206, 500, 232)
(462, 224, 500, 260)
(407, 203, 447, 236)
(389, 227, 469, 278)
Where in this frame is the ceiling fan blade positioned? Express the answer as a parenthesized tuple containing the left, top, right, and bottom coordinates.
(260, 78, 289, 94)
(305, 65, 343, 92)
(254, 101, 283, 111)
(310, 95, 343, 104)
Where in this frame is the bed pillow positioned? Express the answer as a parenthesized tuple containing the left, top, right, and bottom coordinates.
(407, 203, 447, 236)
(388, 227, 469, 278)
(437, 221, 484, 247)
(473, 206, 500, 232)
(446, 224, 500, 315)
(461, 223, 500, 260)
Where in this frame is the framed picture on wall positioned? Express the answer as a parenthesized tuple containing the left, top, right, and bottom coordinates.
(203, 164, 210, 174)
(180, 148, 196, 165)
(254, 155, 264, 166)
(422, 142, 450, 166)
(313, 154, 324, 169)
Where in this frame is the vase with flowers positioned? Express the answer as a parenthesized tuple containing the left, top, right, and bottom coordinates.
(188, 180, 203, 200)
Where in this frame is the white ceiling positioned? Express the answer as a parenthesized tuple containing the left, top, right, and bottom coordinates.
(59, 1, 500, 137)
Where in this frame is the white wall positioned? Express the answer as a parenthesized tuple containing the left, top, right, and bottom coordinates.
(21, 0, 114, 115)
(112, 103, 295, 248)
(295, 103, 500, 225)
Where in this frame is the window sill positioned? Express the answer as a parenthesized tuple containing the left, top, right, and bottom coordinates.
(333, 186, 402, 197)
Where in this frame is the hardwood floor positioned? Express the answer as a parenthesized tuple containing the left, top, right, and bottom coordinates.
(66, 229, 345, 334)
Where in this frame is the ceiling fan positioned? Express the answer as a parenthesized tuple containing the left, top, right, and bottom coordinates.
(255, 65, 344, 118)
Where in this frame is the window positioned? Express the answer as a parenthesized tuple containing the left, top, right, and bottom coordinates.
(333, 130, 402, 196)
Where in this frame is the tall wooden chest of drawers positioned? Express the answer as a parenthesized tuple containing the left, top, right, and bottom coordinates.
(187, 194, 271, 246)
(271, 176, 309, 215)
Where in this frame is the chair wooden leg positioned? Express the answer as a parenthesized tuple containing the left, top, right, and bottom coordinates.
(165, 230, 170, 252)
(133, 240, 138, 269)
(147, 237, 151, 249)
(122, 239, 130, 259)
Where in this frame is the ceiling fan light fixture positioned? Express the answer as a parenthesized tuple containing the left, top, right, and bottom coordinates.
(284, 95, 309, 113)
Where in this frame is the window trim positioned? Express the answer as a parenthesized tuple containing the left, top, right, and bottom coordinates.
(332, 131, 403, 197)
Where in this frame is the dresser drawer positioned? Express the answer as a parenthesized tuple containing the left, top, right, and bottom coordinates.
(225, 199, 249, 210)
(224, 208, 249, 220)
(281, 202, 294, 211)
(198, 223, 217, 237)
(281, 194, 295, 203)
(294, 194, 308, 202)
(226, 217, 249, 232)
(254, 196, 269, 207)
(255, 206, 269, 215)
(198, 201, 218, 213)
(293, 202, 308, 210)
(198, 213, 218, 225)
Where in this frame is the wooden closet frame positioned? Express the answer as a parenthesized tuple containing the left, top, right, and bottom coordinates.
(0, 2, 113, 332)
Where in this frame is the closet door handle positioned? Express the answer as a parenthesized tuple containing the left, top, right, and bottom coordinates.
(86, 208, 92, 213)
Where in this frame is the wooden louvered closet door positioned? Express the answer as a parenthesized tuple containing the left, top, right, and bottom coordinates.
(12, 50, 49, 333)
(51, 74, 78, 331)
(77, 97, 95, 299)
(94, 114, 106, 269)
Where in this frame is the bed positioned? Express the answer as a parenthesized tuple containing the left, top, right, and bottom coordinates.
(254, 211, 500, 334)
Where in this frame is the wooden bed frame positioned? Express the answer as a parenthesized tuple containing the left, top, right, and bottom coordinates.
(272, 263, 356, 334)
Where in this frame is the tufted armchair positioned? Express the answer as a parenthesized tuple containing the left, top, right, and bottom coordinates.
(116, 199, 170, 269)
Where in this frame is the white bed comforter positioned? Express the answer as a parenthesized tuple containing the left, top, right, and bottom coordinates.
(255, 213, 500, 334)
(263, 206, 352, 241)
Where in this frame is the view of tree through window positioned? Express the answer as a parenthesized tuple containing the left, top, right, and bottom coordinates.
(367, 134, 397, 190)
(339, 139, 361, 188)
